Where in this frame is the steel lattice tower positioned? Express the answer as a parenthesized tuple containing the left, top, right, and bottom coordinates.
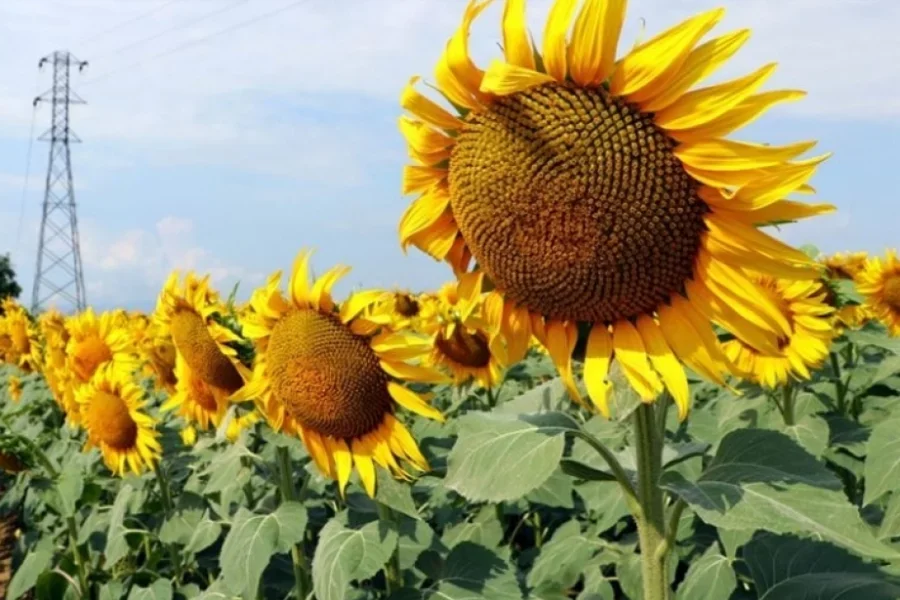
(31, 51, 89, 313)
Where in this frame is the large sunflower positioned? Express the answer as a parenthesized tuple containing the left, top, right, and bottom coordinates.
(0, 299, 40, 373)
(161, 352, 229, 431)
(76, 368, 161, 476)
(153, 272, 251, 403)
(722, 276, 834, 388)
(37, 310, 71, 410)
(398, 0, 833, 418)
(858, 250, 900, 336)
(234, 249, 447, 497)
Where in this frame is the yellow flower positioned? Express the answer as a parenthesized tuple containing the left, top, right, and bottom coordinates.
(181, 425, 198, 447)
(153, 271, 250, 406)
(76, 368, 161, 476)
(224, 410, 260, 443)
(858, 250, 900, 336)
(834, 304, 871, 332)
(138, 322, 178, 394)
(723, 276, 834, 388)
(822, 251, 868, 280)
(161, 353, 229, 431)
(397, 0, 833, 419)
(6, 375, 22, 403)
(37, 310, 71, 411)
(428, 273, 506, 389)
(0, 299, 40, 373)
(234, 249, 448, 497)
(369, 290, 440, 335)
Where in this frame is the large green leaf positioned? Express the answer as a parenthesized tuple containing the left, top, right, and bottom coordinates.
(219, 502, 309, 600)
(743, 534, 900, 599)
(661, 429, 899, 560)
(126, 580, 173, 600)
(444, 412, 576, 502)
(674, 546, 736, 600)
(105, 483, 134, 566)
(312, 517, 399, 600)
(442, 505, 504, 550)
(863, 417, 900, 506)
(847, 331, 900, 355)
(418, 542, 522, 599)
(527, 520, 602, 592)
(7, 536, 54, 600)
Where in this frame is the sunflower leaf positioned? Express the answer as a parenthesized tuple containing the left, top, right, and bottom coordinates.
(312, 517, 399, 600)
(863, 417, 900, 506)
(673, 546, 736, 600)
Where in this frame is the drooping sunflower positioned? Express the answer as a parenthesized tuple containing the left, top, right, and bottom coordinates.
(398, 0, 833, 419)
(161, 352, 229, 431)
(426, 273, 506, 388)
(5, 375, 23, 403)
(137, 321, 178, 394)
(822, 251, 868, 280)
(76, 368, 161, 476)
(63, 309, 138, 424)
(0, 299, 40, 373)
(722, 276, 834, 388)
(153, 272, 251, 406)
(234, 249, 447, 497)
(224, 409, 260, 443)
(858, 250, 900, 336)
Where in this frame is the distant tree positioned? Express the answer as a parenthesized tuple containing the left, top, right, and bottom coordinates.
(0, 254, 23, 305)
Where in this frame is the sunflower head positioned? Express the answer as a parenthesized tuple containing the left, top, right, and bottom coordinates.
(153, 271, 250, 396)
(0, 298, 40, 373)
(723, 275, 834, 388)
(161, 352, 229, 431)
(75, 368, 161, 476)
(138, 322, 178, 393)
(369, 290, 441, 335)
(6, 375, 23, 403)
(822, 251, 868, 280)
(398, 0, 834, 418)
(858, 250, 900, 336)
(235, 249, 448, 497)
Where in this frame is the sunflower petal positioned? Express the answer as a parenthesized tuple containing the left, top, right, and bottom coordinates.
(310, 265, 351, 313)
(399, 187, 452, 249)
(448, 1, 493, 101)
(544, 319, 582, 404)
(635, 315, 690, 420)
(657, 296, 732, 387)
(380, 360, 450, 384)
(670, 90, 806, 143)
(675, 139, 817, 171)
(542, 0, 579, 81)
(352, 439, 377, 497)
(612, 319, 663, 401)
(502, 0, 535, 69)
(401, 76, 463, 131)
(583, 324, 613, 417)
(568, 0, 628, 86)
(340, 289, 388, 324)
(289, 249, 313, 308)
(327, 437, 353, 496)
(480, 59, 556, 95)
(388, 382, 445, 422)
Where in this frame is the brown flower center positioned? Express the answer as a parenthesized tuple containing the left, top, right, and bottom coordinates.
(395, 294, 420, 318)
(449, 82, 707, 323)
(85, 390, 138, 450)
(267, 309, 392, 439)
(71, 335, 113, 382)
(435, 326, 491, 368)
(170, 309, 243, 393)
(883, 274, 900, 311)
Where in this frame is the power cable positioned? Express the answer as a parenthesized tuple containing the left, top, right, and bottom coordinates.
(71, 0, 183, 48)
(15, 72, 42, 252)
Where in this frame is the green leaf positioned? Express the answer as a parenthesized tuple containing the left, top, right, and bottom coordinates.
(879, 493, 900, 541)
(105, 483, 134, 566)
(98, 581, 127, 600)
(219, 504, 309, 600)
(444, 412, 576, 502)
(847, 331, 900, 355)
(864, 417, 900, 505)
(527, 520, 601, 591)
(674, 546, 736, 600)
(127, 580, 174, 600)
(718, 529, 754, 559)
(375, 473, 420, 520)
(560, 459, 616, 482)
(55, 467, 84, 517)
(184, 511, 222, 555)
(781, 414, 830, 458)
(423, 542, 522, 599)
(577, 566, 614, 600)
(7, 536, 54, 600)
(397, 516, 441, 571)
(743, 533, 900, 599)
(526, 469, 575, 508)
(494, 377, 568, 414)
(442, 506, 504, 550)
(574, 481, 630, 533)
(661, 429, 899, 560)
(312, 517, 399, 600)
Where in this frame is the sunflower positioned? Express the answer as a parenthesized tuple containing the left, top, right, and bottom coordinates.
(138, 322, 178, 394)
(76, 368, 161, 476)
(0, 299, 40, 373)
(5, 375, 22, 403)
(224, 409, 260, 443)
(426, 273, 506, 388)
(37, 310, 71, 410)
(161, 352, 229, 431)
(63, 309, 138, 424)
(234, 249, 448, 497)
(858, 250, 900, 336)
(722, 276, 834, 388)
(822, 251, 868, 280)
(153, 272, 250, 403)
(398, 0, 833, 419)
(370, 290, 441, 335)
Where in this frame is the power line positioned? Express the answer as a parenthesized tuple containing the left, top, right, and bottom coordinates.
(15, 107, 38, 251)
(71, 0, 183, 48)
(88, 0, 249, 61)
(81, 0, 312, 87)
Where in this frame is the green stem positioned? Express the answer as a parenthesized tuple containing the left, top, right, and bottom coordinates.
(486, 386, 496, 408)
(376, 502, 403, 593)
(781, 382, 795, 427)
(660, 499, 687, 561)
(153, 461, 183, 582)
(276, 447, 312, 599)
(829, 352, 847, 414)
(569, 429, 641, 517)
(634, 403, 669, 600)
(66, 515, 89, 597)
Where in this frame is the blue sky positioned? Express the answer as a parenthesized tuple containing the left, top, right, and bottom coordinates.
(1, 0, 898, 312)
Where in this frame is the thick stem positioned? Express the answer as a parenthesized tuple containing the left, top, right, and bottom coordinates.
(569, 429, 641, 517)
(781, 382, 795, 426)
(66, 515, 89, 597)
(634, 403, 669, 600)
(376, 502, 403, 593)
(276, 446, 311, 599)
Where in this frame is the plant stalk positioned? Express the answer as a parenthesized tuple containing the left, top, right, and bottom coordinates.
(276, 446, 312, 599)
(376, 502, 403, 594)
(781, 381, 796, 426)
(153, 460, 184, 582)
(66, 515, 89, 597)
(829, 351, 847, 414)
(633, 403, 669, 600)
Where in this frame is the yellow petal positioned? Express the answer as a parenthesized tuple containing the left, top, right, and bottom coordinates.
(655, 63, 777, 131)
(379, 360, 450, 385)
(583, 324, 613, 417)
(670, 90, 806, 143)
(542, 0, 579, 82)
(686, 278, 781, 355)
(289, 249, 313, 309)
(340, 289, 388, 323)
(635, 315, 689, 420)
(401, 76, 463, 131)
(310, 265, 351, 313)
(351, 438, 377, 497)
(676, 139, 817, 172)
(642, 29, 751, 112)
(480, 60, 555, 95)
(398, 117, 455, 158)
(407, 211, 459, 262)
(327, 437, 353, 496)
(611, 319, 663, 401)
(399, 188, 452, 249)
(502, 0, 535, 69)
(303, 428, 335, 480)
(568, 0, 628, 86)
(719, 199, 835, 226)
(657, 296, 731, 387)
(730, 157, 828, 209)
(544, 319, 582, 404)
(611, 8, 725, 99)
(447, 1, 493, 101)
(384, 414, 429, 472)
(388, 382, 445, 422)
(402, 165, 447, 195)
(501, 301, 531, 365)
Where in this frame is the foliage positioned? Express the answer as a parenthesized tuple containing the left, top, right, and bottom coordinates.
(0, 254, 22, 305)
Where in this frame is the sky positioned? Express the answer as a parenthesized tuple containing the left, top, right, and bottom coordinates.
(0, 0, 898, 312)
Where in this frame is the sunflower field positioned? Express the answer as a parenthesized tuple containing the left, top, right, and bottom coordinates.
(4, 0, 900, 599)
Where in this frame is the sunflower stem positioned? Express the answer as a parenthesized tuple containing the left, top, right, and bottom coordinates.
(781, 381, 795, 426)
(376, 502, 403, 593)
(633, 402, 670, 600)
(569, 429, 641, 517)
(152, 460, 184, 582)
(276, 446, 312, 599)
(66, 515, 89, 597)
(829, 351, 847, 414)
